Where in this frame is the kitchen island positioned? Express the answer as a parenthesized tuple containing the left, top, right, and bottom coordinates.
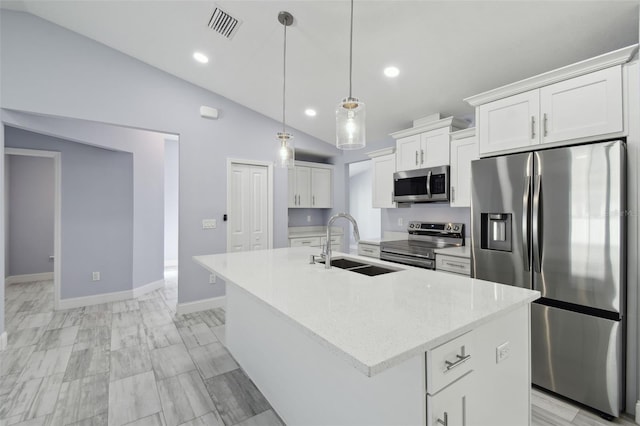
(194, 247, 539, 426)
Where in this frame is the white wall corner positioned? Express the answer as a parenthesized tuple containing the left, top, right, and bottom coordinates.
(5, 272, 54, 285)
(0, 332, 7, 351)
(635, 400, 640, 424)
(176, 296, 226, 316)
(132, 279, 165, 298)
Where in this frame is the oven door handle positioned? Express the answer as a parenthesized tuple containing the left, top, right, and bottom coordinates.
(426, 170, 432, 198)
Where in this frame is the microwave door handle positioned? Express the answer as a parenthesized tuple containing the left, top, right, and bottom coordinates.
(521, 176, 531, 272)
(426, 171, 432, 198)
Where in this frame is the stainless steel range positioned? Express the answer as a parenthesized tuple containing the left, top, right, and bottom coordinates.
(380, 221, 465, 269)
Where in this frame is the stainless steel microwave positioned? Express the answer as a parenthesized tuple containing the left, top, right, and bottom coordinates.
(393, 166, 450, 203)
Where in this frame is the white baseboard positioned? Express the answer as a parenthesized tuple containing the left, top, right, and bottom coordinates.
(5, 272, 54, 285)
(164, 259, 178, 268)
(57, 279, 166, 310)
(132, 279, 165, 298)
(176, 296, 226, 315)
(0, 331, 7, 351)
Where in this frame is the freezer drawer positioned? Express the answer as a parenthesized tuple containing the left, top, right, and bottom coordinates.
(531, 303, 623, 417)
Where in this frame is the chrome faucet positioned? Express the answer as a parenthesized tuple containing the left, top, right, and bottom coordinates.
(324, 212, 360, 269)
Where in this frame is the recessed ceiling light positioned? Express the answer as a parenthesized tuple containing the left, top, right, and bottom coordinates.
(305, 109, 317, 117)
(193, 52, 209, 64)
(384, 66, 400, 78)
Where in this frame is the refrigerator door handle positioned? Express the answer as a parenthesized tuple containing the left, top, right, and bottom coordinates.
(522, 176, 531, 272)
(426, 170, 432, 198)
(532, 175, 542, 273)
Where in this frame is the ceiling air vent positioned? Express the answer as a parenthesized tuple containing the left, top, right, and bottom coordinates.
(208, 6, 242, 40)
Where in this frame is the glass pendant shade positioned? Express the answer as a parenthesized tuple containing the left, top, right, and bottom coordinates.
(277, 132, 295, 169)
(336, 97, 366, 150)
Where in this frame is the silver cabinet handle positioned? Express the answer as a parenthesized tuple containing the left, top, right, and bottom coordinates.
(391, 191, 394, 204)
(543, 113, 548, 137)
(420, 149, 424, 165)
(312, 195, 315, 206)
(444, 262, 465, 268)
(301, 241, 311, 245)
(437, 412, 448, 426)
(445, 353, 471, 371)
(362, 248, 374, 253)
(451, 186, 455, 203)
(415, 151, 418, 166)
(531, 116, 536, 139)
(522, 175, 531, 272)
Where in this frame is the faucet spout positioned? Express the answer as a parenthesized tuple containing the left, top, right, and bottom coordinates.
(324, 213, 360, 269)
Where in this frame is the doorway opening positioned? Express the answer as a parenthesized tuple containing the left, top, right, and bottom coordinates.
(348, 160, 381, 251)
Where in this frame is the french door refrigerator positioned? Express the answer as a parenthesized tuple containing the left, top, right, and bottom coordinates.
(471, 140, 626, 417)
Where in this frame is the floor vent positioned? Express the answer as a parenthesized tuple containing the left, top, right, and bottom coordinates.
(208, 6, 242, 40)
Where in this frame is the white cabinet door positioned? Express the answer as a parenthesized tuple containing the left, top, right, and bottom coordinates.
(311, 167, 332, 208)
(478, 89, 540, 155)
(450, 136, 478, 207)
(396, 134, 422, 171)
(372, 154, 396, 208)
(540, 66, 623, 144)
(287, 167, 297, 208)
(427, 373, 471, 426)
(422, 127, 451, 167)
(295, 166, 311, 208)
(228, 164, 269, 252)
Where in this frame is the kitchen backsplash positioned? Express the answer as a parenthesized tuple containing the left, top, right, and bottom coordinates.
(382, 204, 471, 237)
(288, 208, 330, 227)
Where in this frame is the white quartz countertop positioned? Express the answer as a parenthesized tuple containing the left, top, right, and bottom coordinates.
(194, 247, 539, 377)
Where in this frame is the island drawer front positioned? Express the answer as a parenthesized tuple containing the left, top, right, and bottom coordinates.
(426, 331, 474, 394)
(290, 237, 321, 247)
(426, 372, 472, 426)
(436, 255, 471, 276)
(358, 243, 380, 258)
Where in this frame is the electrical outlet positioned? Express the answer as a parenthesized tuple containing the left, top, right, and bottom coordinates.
(92, 272, 101, 281)
(209, 274, 216, 284)
(496, 341, 510, 363)
(202, 219, 217, 229)
(398, 217, 404, 227)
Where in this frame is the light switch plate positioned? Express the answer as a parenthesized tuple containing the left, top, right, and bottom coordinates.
(202, 219, 217, 229)
(496, 341, 510, 363)
(92, 272, 100, 281)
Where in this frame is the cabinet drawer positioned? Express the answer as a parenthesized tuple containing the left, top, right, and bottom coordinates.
(289, 237, 321, 248)
(358, 243, 380, 258)
(436, 255, 470, 276)
(426, 331, 474, 394)
(426, 372, 472, 426)
(320, 235, 343, 246)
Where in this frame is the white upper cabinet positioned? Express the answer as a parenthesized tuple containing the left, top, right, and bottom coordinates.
(478, 90, 540, 154)
(371, 151, 396, 208)
(395, 134, 421, 171)
(310, 167, 332, 208)
(392, 116, 468, 172)
(288, 162, 333, 208)
(449, 128, 478, 208)
(466, 46, 637, 157)
(539, 66, 623, 144)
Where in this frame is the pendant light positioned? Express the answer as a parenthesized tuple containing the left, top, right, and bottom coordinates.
(336, 0, 365, 150)
(276, 11, 294, 168)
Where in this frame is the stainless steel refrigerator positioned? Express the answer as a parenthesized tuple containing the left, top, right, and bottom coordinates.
(471, 140, 626, 417)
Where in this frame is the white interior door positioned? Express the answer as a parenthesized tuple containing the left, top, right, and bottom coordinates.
(228, 163, 269, 252)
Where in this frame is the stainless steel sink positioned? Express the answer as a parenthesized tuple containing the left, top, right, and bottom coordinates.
(320, 257, 401, 276)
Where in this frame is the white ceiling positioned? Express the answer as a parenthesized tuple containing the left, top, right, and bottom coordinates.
(2, 1, 639, 147)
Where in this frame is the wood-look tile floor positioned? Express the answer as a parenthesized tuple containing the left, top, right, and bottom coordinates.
(1, 269, 284, 426)
(2, 269, 637, 426)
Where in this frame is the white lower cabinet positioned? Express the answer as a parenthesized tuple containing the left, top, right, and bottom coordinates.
(289, 234, 342, 253)
(436, 254, 471, 276)
(358, 242, 380, 258)
(427, 373, 472, 426)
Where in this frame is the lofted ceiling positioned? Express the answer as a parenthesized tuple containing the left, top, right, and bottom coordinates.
(1, 1, 638, 146)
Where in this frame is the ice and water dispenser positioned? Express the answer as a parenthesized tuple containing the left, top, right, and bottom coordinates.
(480, 213, 512, 252)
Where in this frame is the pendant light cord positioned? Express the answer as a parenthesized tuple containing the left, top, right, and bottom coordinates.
(282, 20, 287, 134)
(349, 0, 353, 99)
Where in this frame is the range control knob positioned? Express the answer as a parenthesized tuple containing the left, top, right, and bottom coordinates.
(446, 225, 452, 231)
(454, 225, 460, 231)
(409, 223, 414, 228)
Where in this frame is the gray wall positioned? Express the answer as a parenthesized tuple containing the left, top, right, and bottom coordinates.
(0, 10, 344, 309)
(6, 155, 54, 277)
(164, 139, 179, 265)
(5, 127, 134, 299)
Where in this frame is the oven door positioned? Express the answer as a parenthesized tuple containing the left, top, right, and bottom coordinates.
(393, 166, 449, 203)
